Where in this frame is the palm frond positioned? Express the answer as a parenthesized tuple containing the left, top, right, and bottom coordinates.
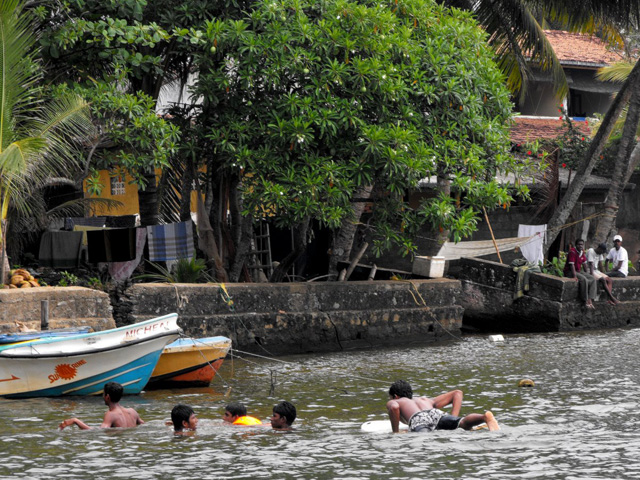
(452, 0, 568, 99)
(596, 62, 634, 84)
(0, 136, 46, 174)
(532, 0, 640, 33)
(47, 197, 124, 218)
(0, 0, 39, 150)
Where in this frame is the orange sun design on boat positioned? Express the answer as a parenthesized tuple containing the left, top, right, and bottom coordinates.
(54, 363, 78, 380)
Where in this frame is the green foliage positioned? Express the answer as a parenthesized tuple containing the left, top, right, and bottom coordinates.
(135, 258, 212, 283)
(0, 0, 92, 250)
(196, 0, 533, 256)
(540, 251, 566, 277)
(87, 276, 104, 291)
(60, 76, 180, 190)
(58, 271, 79, 287)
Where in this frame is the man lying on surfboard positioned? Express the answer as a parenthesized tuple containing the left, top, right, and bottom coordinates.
(386, 380, 499, 433)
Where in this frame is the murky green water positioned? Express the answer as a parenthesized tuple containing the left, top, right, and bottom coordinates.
(2, 328, 640, 479)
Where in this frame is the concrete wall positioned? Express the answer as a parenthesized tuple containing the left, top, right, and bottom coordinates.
(454, 257, 640, 333)
(0, 287, 115, 333)
(115, 280, 465, 355)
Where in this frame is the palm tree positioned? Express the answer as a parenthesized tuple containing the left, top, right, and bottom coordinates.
(0, 0, 93, 283)
(591, 62, 640, 242)
(442, 0, 640, 254)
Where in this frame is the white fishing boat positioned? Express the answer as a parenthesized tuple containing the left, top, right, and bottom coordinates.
(0, 313, 181, 398)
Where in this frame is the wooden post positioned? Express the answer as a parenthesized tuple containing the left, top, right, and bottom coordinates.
(343, 242, 369, 281)
(41, 300, 49, 330)
(483, 207, 503, 264)
(368, 264, 377, 281)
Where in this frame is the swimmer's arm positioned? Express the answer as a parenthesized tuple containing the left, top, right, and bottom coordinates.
(130, 408, 145, 426)
(386, 400, 401, 433)
(136, 413, 145, 426)
(59, 418, 91, 430)
(431, 390, 463, 416)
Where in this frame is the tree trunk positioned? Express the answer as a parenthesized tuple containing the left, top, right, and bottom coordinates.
(436, 173, 451, 247)
(327, 184, 373, 280)
(544, 59, 640, 254)
(0, 220, 8, 286)
(228, 175, 253, 282)
(138, 169, 160, 227)
(269, 218, 310, 282)
(594, 87, 640, 243)
(229, 214, 254, 282)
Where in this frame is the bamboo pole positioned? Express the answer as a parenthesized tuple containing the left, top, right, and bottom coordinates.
(483, 207, 503, 264)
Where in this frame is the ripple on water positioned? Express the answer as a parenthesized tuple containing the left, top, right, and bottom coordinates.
(1, 328, 640, 479)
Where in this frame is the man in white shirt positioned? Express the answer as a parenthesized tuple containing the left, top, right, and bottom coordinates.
(587, 242, 619, 305)
(606, 235, 628, 278)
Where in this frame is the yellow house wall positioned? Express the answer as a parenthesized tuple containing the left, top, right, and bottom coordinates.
(85, 170, 200, 217)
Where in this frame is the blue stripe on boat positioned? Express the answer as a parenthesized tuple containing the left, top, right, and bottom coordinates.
(3, 350, 164, 398)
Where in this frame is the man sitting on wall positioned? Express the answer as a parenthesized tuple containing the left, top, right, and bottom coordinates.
(606, 235, 628, 278)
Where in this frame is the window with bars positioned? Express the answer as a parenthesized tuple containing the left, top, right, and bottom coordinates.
(110, 176, 126, 196)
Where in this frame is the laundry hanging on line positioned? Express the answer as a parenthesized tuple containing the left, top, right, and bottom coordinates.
(146, 221, 195, 261)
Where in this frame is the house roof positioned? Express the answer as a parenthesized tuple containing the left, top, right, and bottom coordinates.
(544, 30, 624, 67)
(511, 116, 590, 144)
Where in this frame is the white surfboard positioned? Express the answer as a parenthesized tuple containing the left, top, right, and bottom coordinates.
(361, 420, 408, 433)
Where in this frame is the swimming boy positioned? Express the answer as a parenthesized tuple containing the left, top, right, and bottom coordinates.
(171, 404, 198, 434)
(270, 401, 297, 429)
(223, 402, 262, 426)
(386, 380, 499, 433)
(59, 382, 144, 430)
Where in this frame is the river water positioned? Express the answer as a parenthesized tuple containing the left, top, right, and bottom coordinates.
(1, 328, 639, 479)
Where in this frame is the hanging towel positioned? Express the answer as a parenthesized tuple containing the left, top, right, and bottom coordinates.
(73, 225, 104, 246)
(517, 224, 547, 265)
(105, 215, 138, 228)
(86, 228, 137, 263)
(146, 221, 195, 261)
(39, 231, 83, 268)
(108, 228, 147, 282)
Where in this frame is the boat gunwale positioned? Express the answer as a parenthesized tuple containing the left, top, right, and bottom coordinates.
(0, 313, 178, 353)
(0, 330, 180, 360)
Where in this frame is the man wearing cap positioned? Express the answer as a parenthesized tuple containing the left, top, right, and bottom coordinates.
(605, 235, 628, 278)
(586, 242, 619, 305)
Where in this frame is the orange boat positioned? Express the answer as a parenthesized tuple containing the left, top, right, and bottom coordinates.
(146, 336, 231, 389)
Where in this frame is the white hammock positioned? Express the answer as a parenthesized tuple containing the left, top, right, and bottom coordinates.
(436, 231, 545, 261)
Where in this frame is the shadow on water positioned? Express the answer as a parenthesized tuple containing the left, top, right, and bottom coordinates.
(2, 328, 640, 479)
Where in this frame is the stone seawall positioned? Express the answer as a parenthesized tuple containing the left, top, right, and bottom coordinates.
(115, 279, 464, 355)
(455, 257, 640, 332)
(0, 287, 115, 333)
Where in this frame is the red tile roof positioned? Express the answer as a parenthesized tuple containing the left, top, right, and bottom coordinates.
(511, 117, 591, 144)
(544, 30, 624, 66)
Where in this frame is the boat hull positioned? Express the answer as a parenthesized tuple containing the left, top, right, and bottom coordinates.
(146, 336, 231, 389)
(0, 314, 180, 398)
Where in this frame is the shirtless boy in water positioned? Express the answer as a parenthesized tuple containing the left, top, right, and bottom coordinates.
(59, 382, 144, 430)
(386, 380, 499, 433)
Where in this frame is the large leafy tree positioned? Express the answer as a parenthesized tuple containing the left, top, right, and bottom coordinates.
(36, 0, 215, 226)
(0, 0, 93, 282)
(67, 78, 180, 226)
(196, 0, 534, 280)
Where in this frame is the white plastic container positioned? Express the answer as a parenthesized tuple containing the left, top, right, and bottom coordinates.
(412, 256, 446, 278)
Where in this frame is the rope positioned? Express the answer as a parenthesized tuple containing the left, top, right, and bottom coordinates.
(172, 285, 189, 310)
(350, 211, 608, 245)
(403, 280, 466, 342)
(230, 348, 392, 385)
